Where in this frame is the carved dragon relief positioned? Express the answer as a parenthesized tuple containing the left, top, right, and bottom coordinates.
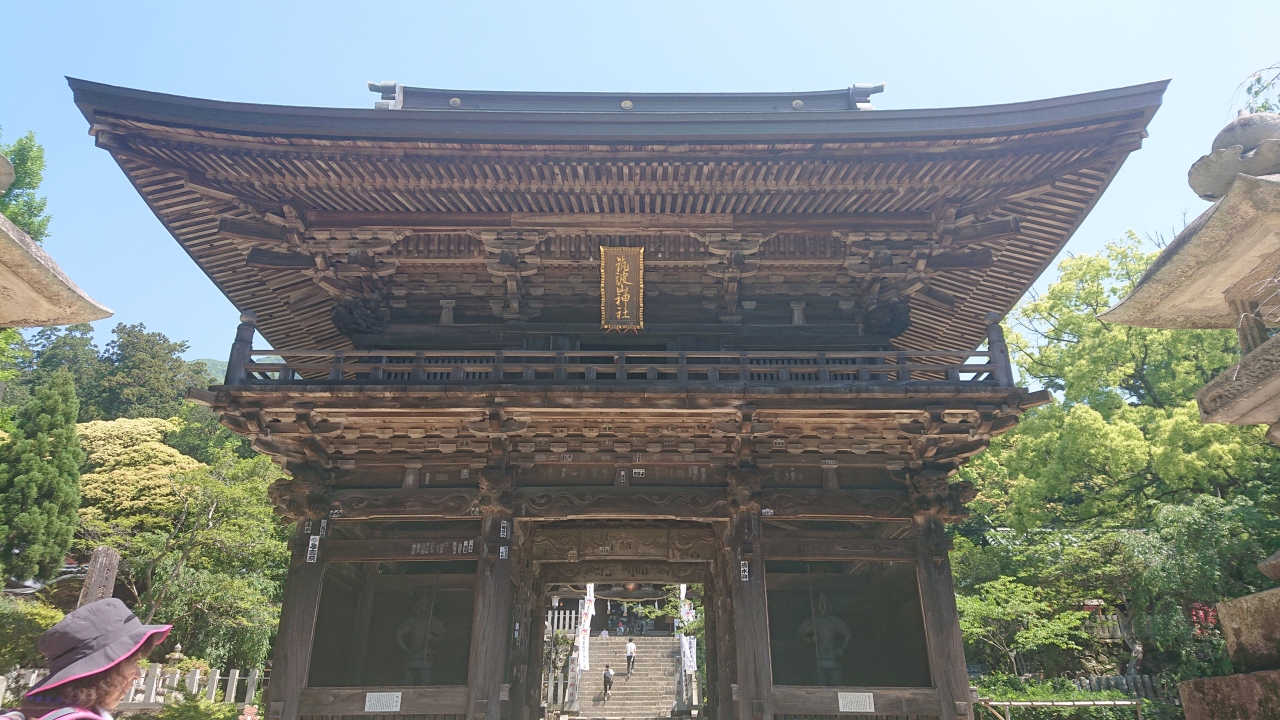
(905, 468, 977, 523)
(268, 462, 334, 522)
(329, 489, 480, 519)
(478, 470, 515, 514)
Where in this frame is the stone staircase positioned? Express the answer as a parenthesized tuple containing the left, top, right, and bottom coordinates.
(580, 635, 682, 719)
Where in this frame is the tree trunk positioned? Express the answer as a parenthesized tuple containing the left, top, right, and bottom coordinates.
(1118, 607, 1145, 675)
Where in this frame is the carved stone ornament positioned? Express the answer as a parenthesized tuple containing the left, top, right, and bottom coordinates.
(906, 469, 976, 522)
(268, 463, 335, 521)
(1197, 331, 1280, 421)
(1188, 112, 1280, 201)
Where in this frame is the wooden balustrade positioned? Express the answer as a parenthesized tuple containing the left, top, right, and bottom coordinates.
(2, 665, 269, 710)
(226, 348, 1012, 388)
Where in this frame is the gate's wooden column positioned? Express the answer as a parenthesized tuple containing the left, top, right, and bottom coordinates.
(520, 574, 549, 720)
(915, 510, 973, 720)
(266, 522, 325, 720)
(728, 508, 772, 720)
(468, 479, 515, 720)
(706, 544, 738, 720)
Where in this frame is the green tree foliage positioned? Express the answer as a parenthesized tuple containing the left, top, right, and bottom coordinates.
(957, 576, 1090, 675)
(0, 370, 84, 581)
(955, 236, 1280, 682)
(1245, 62, 1279, 113)
(13, 323, 211, 422)
(0, 596, 64, 671)
(165, 403, 254, 464)
(24, 324, 106, 421)
(0, 128, 51, 243)
(77, 416, 289, 668)
(98, 324, 211, 420)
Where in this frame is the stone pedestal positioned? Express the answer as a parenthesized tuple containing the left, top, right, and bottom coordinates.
(1180, 670, 1280, 720)
(1218, 587, 1280, 673)
(1180, 584, 1280, 719)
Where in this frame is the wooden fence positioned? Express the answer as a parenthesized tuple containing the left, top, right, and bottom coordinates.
(545, 608, 580, 635)
(2, 665, 268, 711)
(1070, 674, 1175, 701)
(229, 347, 1012, 387)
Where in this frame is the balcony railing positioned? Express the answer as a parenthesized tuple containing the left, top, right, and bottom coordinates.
(220, 315, 1014, 389)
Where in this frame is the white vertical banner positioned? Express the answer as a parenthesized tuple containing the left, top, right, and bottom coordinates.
(578, 583, 595, 670)
(562, 655, 580, 709)
(677, 584, 697, 673)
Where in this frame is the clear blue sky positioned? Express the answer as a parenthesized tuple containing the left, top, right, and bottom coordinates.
(2, 1, 1276, 360)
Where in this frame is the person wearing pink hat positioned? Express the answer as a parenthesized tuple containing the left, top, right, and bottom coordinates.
(15, 599, 170, 720)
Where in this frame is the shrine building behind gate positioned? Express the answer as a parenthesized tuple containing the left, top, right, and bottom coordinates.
(70, 77, 1166, 720)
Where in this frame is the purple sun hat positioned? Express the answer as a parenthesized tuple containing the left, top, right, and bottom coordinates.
(26, 599, 170, 697)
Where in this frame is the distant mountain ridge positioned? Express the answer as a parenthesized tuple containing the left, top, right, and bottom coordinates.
(195, 358, 227, 383)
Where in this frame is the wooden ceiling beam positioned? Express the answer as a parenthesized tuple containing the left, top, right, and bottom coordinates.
(304, 211, 935, 235)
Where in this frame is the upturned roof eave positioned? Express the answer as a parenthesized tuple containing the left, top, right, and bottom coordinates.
(1102, 173, 1280, 329)
(68, 77, 1169, 145)
(0, 214, 113, 328)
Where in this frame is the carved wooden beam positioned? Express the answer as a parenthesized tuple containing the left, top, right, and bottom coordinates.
(514, 487, 731, 520)
(538, 560, 712, 584)
(246, 248, 315, 268)
(329, 488, 480, 520)
(761, 537, 915, 562)
(951, 216, 1021, 246)
(306, 210, 934, 235)
(321, 536, 480, 562)
(219, 216, 289, 244)
(531, 526, 718, 562)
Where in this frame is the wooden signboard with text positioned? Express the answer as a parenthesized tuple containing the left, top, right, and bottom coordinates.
(601, 246, 643, 330)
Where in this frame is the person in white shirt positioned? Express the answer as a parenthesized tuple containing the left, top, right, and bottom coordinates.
(625, 640, 636, 674)
(602, 665, 615, 698)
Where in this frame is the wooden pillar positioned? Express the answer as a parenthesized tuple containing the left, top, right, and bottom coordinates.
(705, 556, 737, 720)
(266, 522, 325, 720)
(467, 509, 515, 720)
(727, 510, 772, 720)
(224, 311, 256, 384)
(77, 546, 121, 608)
(522, 576, 549, 720)
(507, 524, 537, 720)
(915, 511, 972, 720)
(984, 311, 1013, 387)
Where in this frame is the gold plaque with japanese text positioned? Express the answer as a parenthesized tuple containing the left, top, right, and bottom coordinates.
(600, 246, 643, 330)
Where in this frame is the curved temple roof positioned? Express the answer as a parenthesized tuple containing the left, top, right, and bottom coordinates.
(70, 78, 1166, 144)
(0, 214, 112, 328)
(68, 78, 1166, 352)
